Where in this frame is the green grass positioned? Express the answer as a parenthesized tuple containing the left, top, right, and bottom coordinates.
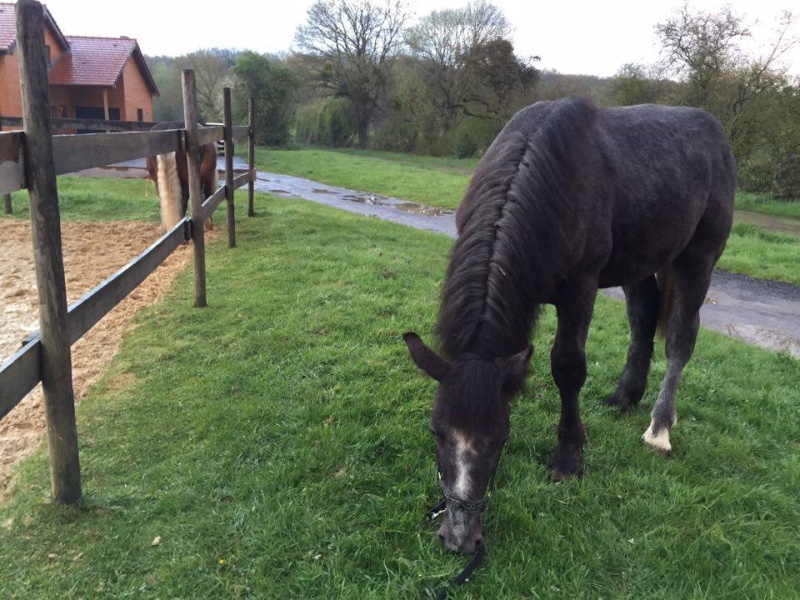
(254, 147, 800, 287)
(736, 191, 800, 219)
(2, 176, 160, 222)
(253, 147, 469, 209)
(1, 192, 799, 599)
(718, 223, 800, 286)
(253, 147, 800, 219)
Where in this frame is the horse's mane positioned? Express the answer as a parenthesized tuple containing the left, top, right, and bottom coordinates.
(437, 97, 599, 359)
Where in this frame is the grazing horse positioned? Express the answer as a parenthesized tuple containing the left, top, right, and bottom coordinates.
(146, 121, 219, 232)
(404, 96, 736, 554)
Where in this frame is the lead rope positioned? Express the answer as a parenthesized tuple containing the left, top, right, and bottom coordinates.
(425, 447, 504, 599)
(425, 499, 486, 599)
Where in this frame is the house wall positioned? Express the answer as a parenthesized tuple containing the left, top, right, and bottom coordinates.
(0, 24, 69, 131)
(120, 58, 153, 122)
(0, 51, 21, 131)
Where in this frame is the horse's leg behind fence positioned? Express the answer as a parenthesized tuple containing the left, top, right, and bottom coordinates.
(156, 152, 183, 232)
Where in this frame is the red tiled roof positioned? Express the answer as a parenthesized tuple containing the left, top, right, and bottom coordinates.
(49, 36, 136, 86)
(0, 2, 68, 52)
(1, 3, 156, 95)
(0, 3, 15, 50)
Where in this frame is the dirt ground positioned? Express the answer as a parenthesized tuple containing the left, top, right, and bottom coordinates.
(0, 219, 197, 495)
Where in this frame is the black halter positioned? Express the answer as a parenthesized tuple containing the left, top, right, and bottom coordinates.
(439, 473, 491, 514)
(428, 442, 504, 519)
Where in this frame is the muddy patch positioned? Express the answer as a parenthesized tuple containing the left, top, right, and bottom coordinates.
(0, 220, 201, 496)
(734, 209, 800, 237)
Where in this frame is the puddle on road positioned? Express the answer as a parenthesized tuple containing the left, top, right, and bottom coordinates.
(725, 323, 800, 358)
(341, 193, 453, 216)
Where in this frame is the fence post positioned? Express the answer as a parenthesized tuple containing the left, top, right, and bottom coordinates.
(182, 70, 207, 308)
(223, 87, 235, 248)
(3, 194, 11, 214)
(16, 0, 81, 504)
(247, 97, 255, 217)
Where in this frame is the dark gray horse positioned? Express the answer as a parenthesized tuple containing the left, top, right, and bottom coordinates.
(405, 96, 736, 554)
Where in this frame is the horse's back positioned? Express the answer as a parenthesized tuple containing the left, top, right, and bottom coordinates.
(456, 97, 736, 291)
(593, 103, 736, 284)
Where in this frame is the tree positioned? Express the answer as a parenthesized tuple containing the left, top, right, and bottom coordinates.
(295, 0, 410, 147)
(176, 49, 240, 122)
(655, 4, 799, 195)
(232, 52, 299, 146)
(610, 63, 676, 106)
(406, 0, 515, 120)
(147, 56, 183, 121)
(402, 1, 537, 154)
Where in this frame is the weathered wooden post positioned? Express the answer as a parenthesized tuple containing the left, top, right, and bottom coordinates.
(247, 97, 255, 218)
(16, 0, 81, 504)
(223, 87, 235, 248)
(182, 70, 207, 308)
(3, 194, 11, 214)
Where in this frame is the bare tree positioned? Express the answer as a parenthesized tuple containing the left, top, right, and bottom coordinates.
(406, 1, 535, 123)
(295, 0, 410, 147)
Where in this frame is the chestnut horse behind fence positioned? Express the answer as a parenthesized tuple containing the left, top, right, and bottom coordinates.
(146, 122, 219, 231)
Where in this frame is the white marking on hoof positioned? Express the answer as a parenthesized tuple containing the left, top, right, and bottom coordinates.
(642, 422, 672, 454)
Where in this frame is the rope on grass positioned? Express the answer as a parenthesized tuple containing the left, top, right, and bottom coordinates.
(425, 498, 486, 599)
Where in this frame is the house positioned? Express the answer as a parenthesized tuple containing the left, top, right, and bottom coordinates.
(0, 2, 158, 132)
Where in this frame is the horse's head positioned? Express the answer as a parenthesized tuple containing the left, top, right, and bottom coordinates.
(404, 332, 532, 554)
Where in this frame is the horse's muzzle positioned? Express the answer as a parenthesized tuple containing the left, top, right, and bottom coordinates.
(438, 511, 484, 554)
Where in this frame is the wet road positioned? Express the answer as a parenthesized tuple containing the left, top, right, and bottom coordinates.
(254, 171, 800, 359)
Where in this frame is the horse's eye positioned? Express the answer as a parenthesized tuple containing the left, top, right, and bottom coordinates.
(430, 428, 446, 442)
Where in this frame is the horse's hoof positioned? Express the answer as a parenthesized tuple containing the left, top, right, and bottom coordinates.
(604, 392, 630, 411)
(642, 423, 672, 454)
(549, 445, 583, 481)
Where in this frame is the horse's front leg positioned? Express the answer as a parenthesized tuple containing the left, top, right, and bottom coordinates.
(550, 279, 597, 480)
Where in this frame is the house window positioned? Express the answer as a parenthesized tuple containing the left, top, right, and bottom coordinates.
(137, 109, 144, 122)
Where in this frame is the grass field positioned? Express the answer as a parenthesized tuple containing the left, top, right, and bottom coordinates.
(254, 147, 800, 287)
(1, 187, 799, 599)
(2, 176, 160, 222)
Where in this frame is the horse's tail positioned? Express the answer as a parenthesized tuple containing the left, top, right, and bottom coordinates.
(656, 268, 675, 337)
(156, 151, 183, 232)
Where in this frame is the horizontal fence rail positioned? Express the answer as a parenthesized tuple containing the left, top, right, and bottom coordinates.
(0, 339, 40, 421)
(1, 0, 258, 506)
(0, 166, 254, 419)
(52, 129, 184, 177)
(1, 116, 157, 132)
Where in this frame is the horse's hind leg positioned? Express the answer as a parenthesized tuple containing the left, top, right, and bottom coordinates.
(605, 276, 660, 410)
(642, 259, 714, 453)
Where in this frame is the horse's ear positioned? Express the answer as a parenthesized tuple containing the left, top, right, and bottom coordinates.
(403, 332, 451, 383)
(501, 345, 533, 395)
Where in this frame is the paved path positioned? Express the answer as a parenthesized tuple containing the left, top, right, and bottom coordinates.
(79, 161, 800, 358)
(253, 171, 800, 359)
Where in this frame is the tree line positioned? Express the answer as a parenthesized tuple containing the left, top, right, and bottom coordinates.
(146, 0, 800, 200)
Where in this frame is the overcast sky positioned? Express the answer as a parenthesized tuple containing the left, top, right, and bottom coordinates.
(38, 0, 800, 77)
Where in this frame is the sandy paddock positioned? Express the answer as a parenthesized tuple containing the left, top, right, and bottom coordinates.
(0, 218, 197, 495)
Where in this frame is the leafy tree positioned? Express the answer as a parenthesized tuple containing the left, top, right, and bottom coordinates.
(147, 56, 183, 122)
(402, 1, 537, 155)
(294, 0, 410, 147)
(232, 52, 299, 146)
(655, 4, 799, 197)
(610, 63, 676, 106)
(176, 49, 241, 122)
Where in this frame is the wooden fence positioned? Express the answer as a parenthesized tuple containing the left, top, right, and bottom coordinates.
(0, 0, 258, 504)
